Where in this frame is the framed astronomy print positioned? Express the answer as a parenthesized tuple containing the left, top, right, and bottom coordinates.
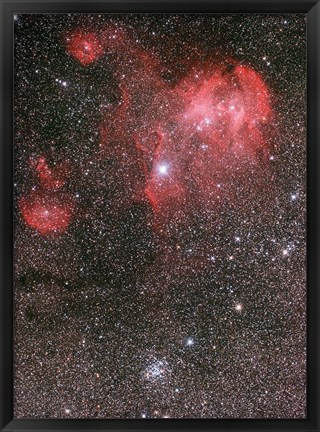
(1, 0, 319, 432)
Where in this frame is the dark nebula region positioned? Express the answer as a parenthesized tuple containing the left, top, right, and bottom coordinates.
(14, 14, 306, 419)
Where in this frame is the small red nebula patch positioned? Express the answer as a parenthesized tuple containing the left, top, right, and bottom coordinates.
(19, 190, 75, 235)
(65, 29, 104, 66)
(35, 156, 71, 191)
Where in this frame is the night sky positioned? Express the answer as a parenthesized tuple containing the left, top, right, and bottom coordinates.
(14, 13, 306, 419)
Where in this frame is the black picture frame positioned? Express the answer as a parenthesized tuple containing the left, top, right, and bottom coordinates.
(1, 0, 319, 431)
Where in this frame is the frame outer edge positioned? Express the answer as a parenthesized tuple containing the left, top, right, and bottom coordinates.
(307, 1, 320, 430)
(1, 1, 320, 432)
(317, 2, 320, 431)
(1, 0, 14, 431)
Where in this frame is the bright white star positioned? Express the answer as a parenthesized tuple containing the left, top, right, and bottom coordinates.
(158, 164, 168, 174)
(186, 338, 194, 346)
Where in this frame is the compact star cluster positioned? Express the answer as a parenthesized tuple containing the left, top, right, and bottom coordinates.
(14, 13, 306, 419)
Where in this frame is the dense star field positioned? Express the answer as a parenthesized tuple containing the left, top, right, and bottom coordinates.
(14, 14, 306, 418)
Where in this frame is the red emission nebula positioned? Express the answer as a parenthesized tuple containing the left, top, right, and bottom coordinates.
(19, 27, 275, 236)
(19, 190, 75, 236)
(65, 29, 104, 66)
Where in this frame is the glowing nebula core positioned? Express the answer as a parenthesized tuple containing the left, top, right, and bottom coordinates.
(176, 65, 272, 155)
(65, 29, 104, 65)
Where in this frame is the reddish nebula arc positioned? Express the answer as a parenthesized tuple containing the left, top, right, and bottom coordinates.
(34, 156, 71, 191)
(19, 190, 75, 236)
